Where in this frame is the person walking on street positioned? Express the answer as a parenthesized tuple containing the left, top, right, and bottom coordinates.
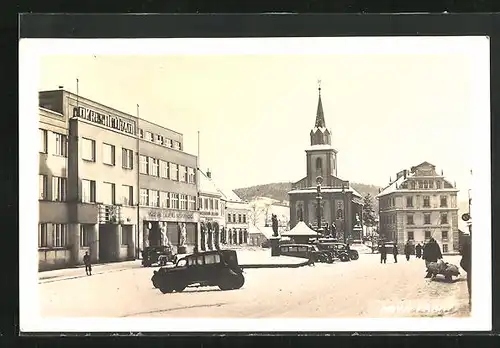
(393, 243, 398, 263)
(423, 237, 443, 278)
(460, 234, 471, 306)
(380, 243, 387, 264)
(415, 243, 422, 259)
(83, 251, 92, 276)
(404, 240, 412, 261)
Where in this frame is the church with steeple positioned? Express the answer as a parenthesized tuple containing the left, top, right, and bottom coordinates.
(288, 83, 364, 241)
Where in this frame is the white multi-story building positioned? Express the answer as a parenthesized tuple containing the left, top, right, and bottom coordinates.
(376, 161, 460, 253)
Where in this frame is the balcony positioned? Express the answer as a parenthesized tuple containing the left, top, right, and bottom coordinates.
(98, 204, 123, 224)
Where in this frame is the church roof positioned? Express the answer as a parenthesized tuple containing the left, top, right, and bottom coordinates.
(315, 88, 325, 128)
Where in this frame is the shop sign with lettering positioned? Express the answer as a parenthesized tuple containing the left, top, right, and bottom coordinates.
(147, 209, 195, 221)
(73, 106, 136, 135)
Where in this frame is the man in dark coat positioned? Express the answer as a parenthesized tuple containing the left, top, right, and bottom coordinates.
(83, 251, 92, 276)
(460, 234, 471, 305)
(423, 237, 443, 278)
(415, 243, 422, 259)
(404, 240, 412, 261)
(380, 243, 387, 264)
(393, 243, 398, 263)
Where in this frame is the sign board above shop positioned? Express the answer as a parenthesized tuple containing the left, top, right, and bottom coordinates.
(147, 209, 196, 221)
(73, 106, 137, 136)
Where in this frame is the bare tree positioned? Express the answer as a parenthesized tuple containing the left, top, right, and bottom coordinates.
(248, 202, 263, 226)
(263, 202, 272, 227)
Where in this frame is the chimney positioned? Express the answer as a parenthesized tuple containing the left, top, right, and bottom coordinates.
(206, 168, 211, 179)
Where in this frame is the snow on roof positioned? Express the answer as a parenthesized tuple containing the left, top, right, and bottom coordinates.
(305, 144, 336, 151)
(281, 221, 321, 237)
(248, 225, 274, 239)
(288, 187, 362, 198)
(197, 169, 221, 196)
(376, 176, 407, 199)
(217, 186, 242, 202)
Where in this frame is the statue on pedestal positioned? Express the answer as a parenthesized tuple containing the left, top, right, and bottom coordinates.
(271, 214, 279, 237)
(355, 213, 361, 226)
(179, 223, 187, 247)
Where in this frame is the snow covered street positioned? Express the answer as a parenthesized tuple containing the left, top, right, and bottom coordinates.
(39, 253, 470, 319)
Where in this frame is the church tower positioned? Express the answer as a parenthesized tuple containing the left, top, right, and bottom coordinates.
(306, 83, 338, 187)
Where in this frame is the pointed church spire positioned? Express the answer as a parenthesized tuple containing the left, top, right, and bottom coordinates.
(315, 80, 325, 128)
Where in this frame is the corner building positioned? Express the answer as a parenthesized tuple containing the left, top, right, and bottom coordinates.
(38, 89, 199, 270)
(376, 161, 460, 253)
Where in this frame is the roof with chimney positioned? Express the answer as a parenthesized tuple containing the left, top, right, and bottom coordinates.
(197, 168, 222, 196)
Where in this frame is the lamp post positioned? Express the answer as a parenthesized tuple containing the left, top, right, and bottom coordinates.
(316, 176, 324, 241)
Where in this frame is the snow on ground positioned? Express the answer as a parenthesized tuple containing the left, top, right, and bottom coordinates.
(39, 254, 469, 319)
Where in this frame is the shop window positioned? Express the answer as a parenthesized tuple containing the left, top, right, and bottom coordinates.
(38, 223, 48, 248)
(82, 179, 96, 203)
(81, 137, 95, 161)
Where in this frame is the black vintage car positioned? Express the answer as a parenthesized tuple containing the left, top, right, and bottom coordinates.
(151, 249, 245, 294)
(141, 245, 175, 267)
(316, 240, 359, 261)
(279, 244, 334, 263)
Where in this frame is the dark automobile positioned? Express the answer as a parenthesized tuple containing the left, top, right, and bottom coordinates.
(315, 242, 350, 262)
(141, 245, 175, 267)
(151, 249, 245, 293)
(279, 244, 334, 263)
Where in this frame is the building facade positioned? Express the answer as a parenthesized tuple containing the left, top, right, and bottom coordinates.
(197, 169, 225, 251)
(38, 89, 199, 270)
(288, 86, 364, 241)
(221, 189, 250, 245)
(137, 118, 199, 255)
(376, 161, 460, 253)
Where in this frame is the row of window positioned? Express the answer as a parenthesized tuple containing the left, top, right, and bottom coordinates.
(139, 155, 196, 184)
(381, 195, 449, 209)
(227, 213, 247, 224)
(39, 224, 131, 249)
(139, 129, 182, 151)
(199, 197, 220, 212)
(140, 189, 197, 210)
(407, 230, 449, 241)
(400, 180, 449, 190)
(381, 212, 449, 225)
(39, 175, 67, 201)
(39, 129, 68, 157)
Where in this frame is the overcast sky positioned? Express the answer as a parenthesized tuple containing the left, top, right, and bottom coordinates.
(37, 39, 484, 202)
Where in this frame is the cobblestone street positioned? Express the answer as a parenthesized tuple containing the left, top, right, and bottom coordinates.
(39, 252, 469, 319)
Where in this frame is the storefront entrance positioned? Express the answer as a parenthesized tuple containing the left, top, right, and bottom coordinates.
(99, 224, 119, 262)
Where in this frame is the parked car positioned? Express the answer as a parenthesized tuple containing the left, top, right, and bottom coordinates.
(279, 244, 334, 263)
(151, 249, 245, 294)
(315, 242, 350, 262)
(141, 245, 175, 267)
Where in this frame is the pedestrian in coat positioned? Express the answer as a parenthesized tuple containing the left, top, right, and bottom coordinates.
(404, 241, 412, 261)
(83, 251, 92, 276)
(415, 243, 422, 259)
(380, 244, 387, 264)
(460, 235, 471, 305)
(423, 237, 443, 278)
(393, 243, 398, 263)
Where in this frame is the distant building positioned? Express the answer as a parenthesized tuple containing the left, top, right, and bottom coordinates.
(247, 197, 290, 233)
(376, 161, 460, 253)
(247, 225, 274, 247)
(197, 169, 225, 251)
(219, 187, 250, 245)
(288, 85, 364, 241)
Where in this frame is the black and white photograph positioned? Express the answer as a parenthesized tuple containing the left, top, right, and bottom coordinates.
(19, 36, 491, 332)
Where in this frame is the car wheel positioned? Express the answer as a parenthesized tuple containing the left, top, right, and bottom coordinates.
(326, 255, 334, 264)
(231, 273, 245, 289)
(351, 253, 359, 260)
(174, 284, 187, 292)
(159, 284, 174, 294)
(340, 254, 350, 262)
(143, 263, 151, 267)
(444, 275, 452, 282)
